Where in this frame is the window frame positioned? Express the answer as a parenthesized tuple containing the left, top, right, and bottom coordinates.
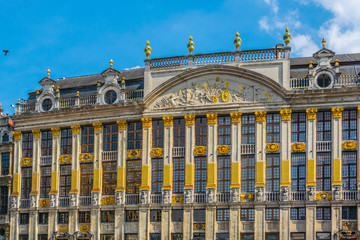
(40, 166, 51, 198)
(19, 213, 29, 225)
(316, 152, 331, 191)
(150, 209, 162, 222)
(151, 158, 163, 194)
(266, 153, 280, 192)
(291, 153, 306, 192)
(100, 210, 115, 223)
(22, 132, 33, 158)
(218, 116, 231, 145)
(152, 120, 164, 148)
(291, 112, 306, 142)
(217, 155, 231, 193)
(266, 113, 280, 143)
(241, 154, 255, 192)
(316, 111, 332, 141)
(60, 164, 71, 197)
(21, 167, 32, 199)
(41, 130, 52, 156)
(290, 207, 306, 220)
(125, 210, 139, 222)
(216, 208, 230, 221)
(60, 128, 72, 155)
(38, 212, 48, 224)
(1, 152, 10, 175)
(80, 163, 93, 196)
(195, 117, 207, 146)
(79, 211, 91, 223)
(173, 119, 185, 147)
(102, 161, 117, 195)
(103, 124, 118, 152)
(126, 159, 141, 194)
(172, 209, 183, 222)
(316, 207, 331, 220)
(342, 151, 357, 190)
(127, 122, 142, 150)
(81, 126, 94, 153)
(58, 212, 69, 224)
(194, 156, 207, 193)
(173, 157, 185, 194)
(240, 208, 254, 221)
(265, 208, 280, 221)
(241, 114, 255, 144)
(342, 109, 357, 140)
(342, 206, 357, 220)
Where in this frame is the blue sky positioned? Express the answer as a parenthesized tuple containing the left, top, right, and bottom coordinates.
(1, 0, 359, 114)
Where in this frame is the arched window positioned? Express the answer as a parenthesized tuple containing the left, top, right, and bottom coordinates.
(105, 90, 117, 104)
(2, 133, 9, 143)
(42, 99, 53, 111)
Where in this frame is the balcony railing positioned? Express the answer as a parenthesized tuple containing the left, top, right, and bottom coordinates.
(102, 151, 118, 161)
(40, 156, 52, 165)
(335, 75, 359, 85)
(59, 98, 76, 108)
(172, 147, 185, 157)
(151, 194, 162, 204)
(241, 144, 255, 154)
(79, 96, 97, 106)
(291, 191, 306, 201)
(79, 196, 92, 206)
(20, 199, 30, 208)
(126, 194, 140, 204)
(316, 141, 332, 152)
(342, 191, 358, 200)
(20, 103, 35, 113)
(265, 192, 280, 202)
(217, 193, 230, 203)
(125, 90, 144, 100)
(194, 52, 235, 66)
(194, 193, 207, 203)
(59, 197, 70, 207)
(290, 78, 309, 89)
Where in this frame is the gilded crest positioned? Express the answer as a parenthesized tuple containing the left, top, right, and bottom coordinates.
(101, 196, 115, 205)
(240, 193, 254, 202)
(342, 141, 357, 150)
(59, 155, 72, 163)
(21, 158, 32, 166)
(79, 153, 93, 162)
(193, 223, 206, 230)
(59, 225, 68, 233)
(316, 192, 332, 200)
(151, 148, 163, 157)
(80, 224, 90, 232)
(266, 143, 279, 152)
(292, 143, 306, 152)
(217, 145, 230, 154)
(126, 150, 142, 159)
(194, 146, 207, 155)
(39, 199, 49, 207)
(306, 108, 317, 120)
(172, 195, 184, 203)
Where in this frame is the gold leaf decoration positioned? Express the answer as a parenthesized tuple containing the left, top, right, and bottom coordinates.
(306, 108, 318, 120)
(221, 89, 231, 102)
(193, 223, 206, 230)
(184, 115, 195, 125)
(32, 129, 41, 139)
(217, 145, 230, 154)
(59, 155, 72, 163)
(162, 116, 173, 127)
(266, 143, 279, 152)
(59, 225, 68, 233)
(126, 149, 141, 159)
(71, 125, 80, 135)
(172, 195, 184, 203)
(316, 192, 332, 201)
(151, 148, 163, 157)
(21, 158, 32, 166)
(240, 193, 254, 202)
(51, 127, 60, 137)
(206, 113, 218, 124)
(292, 143, 306, 152)
(39, 199, 49, 207)
(79, 153, 93, 162)
(93, 122, 102, 133)
(332, 107, 344, 118)
(230, 112, 242, 123)
(342, 140, 357, 150)
(101, 196, 115, 205)
(80, 224, 90, 232)
(13, 131, 21, 141)
(117, 120, 127, 130)
(255, 111, 266, 121)
(280, 109, 292, 121)
(194, 146, 207, 155)
(141, 117, 152, 128)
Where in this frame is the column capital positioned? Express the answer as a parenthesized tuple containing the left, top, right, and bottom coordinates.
(162, 116, 173, 127)
(332, 107, 344, 118)
(51, 127, 60, 137)
(184, 115, 195, 125)
(116, 120, 127, 130)
(13, 131, 21, 141)
(32, 129, 41, 138)
(230, 112, 242, 123)
(280, 109, 292, 121)
(358, 106, 360, 117)
(306, 108, 317, 120)
(206, 113, 217, 124)
(255, 111, 266, 121)
(71, 125, 80, 134)
(93, 122, 102, 133)
(141, 117, 152, 127)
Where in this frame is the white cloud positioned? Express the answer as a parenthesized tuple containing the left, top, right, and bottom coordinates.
(291, 34, 318, 57)
(259, 17, 270, 31)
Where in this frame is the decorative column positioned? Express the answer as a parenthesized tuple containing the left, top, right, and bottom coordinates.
(305, 108, 317, 240)
(115, 120, 126, 240)
(9, 131, 21, 240)
(184, 115, 195, 203)
(254, 111, 266, 240)
(205, 113, 217, 240)
(162, 116, 173, 203)
(69, 125, 81, 207)
(332, 107, 343, 200)
(49, 128, 60, 207)
(358, 106, 360, 200)
(91, 122, 102, 240)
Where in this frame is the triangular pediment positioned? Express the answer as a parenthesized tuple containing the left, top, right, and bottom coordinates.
(101, 68, 121, 77)
(313, 48, 335, 59)
(39, 77, 56, 86)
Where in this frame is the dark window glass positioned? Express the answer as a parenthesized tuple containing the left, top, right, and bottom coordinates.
(40, 166, 51, 198)
(126, 160, 141, 194)
(61, 129, 72, 155)
(38, 234, 48, 240)
(19, 235, 29, 240)
(291, 112, 306, 142)
(241, 155, 255, 192)
(193, 209, 206, 222)
(127, 122, 142, 150)
(105, 90, 117, 104)
(342, 151, 357, 190)
(101, 211, 115, 223)
(2, 133, 9, 143)
(41, 130, 52, 156)
(316, 152, 331, 191)
(218, 155, 231, 193)
(58, 212, 69, 224)
(172, 209, 183, 222)
(152, 120, 164, 148)
(101, 235, 115, 240)
(266, 154, 280, 192)
(316, 112, 331, 141)
(125, 210, 139, 222)
(103, 124, 118, 151)
(0, 186, 8, 214)
(80, 163, 93, 196)
(150, 234, 161, 240)
(42, 99, 52, 111)
(195, 157, 207, 193)
(21, 167, 32, 199)
(317, 74, 331, 88)
(290, 207, 306, 220)
(242, 115, 255, 144)
(60, 164, 71, 197)
(241, 208, 254, 221)
(173, 119, 185, 147)
(151, 158, 163, 193)
(241, 233, 254, 240)
(216, 208, 230, 221)
(79, 211, 91, 223)
(342, 206, 357, 220)
(291, 153, 306, 191)
(1, 152, 10, 175)
(265, 208, 279, 221)
(172, 234, 183, 240)
(150, 210, 162, 222)
(102, 161, 117, 195)
(173, 157, 185, 194)
(22, 132, 33, 158)
(342, 110, 357, 140)
(195, 117, 207, 146)
(38, 213, 48, 224)
(19, 213, 29, 224)
(218, 116, 231, 145)
(81, 126, 94, 153)
(316, 207, 331, 220)
(266, 113, 280, 143)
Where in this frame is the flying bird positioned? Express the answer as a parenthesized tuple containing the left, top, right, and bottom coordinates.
(3, 50, 9, 56)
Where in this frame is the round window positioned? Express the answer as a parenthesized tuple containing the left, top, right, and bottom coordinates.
(42, 99, 53, 111)
(105, 90, 117, 104)
(316, 73, 332, 88)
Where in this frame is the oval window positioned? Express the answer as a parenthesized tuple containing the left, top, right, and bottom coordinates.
(316, 74, 331, 88)
(105, 90, 117, 104)
(42, 99, 53, 111)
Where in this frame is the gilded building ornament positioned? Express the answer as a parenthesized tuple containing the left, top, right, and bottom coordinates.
(193, 223, 205, 231)
(266, 143, 279, 152)
(21, 158, 32, 166)
(240, 193, 254, 202)
(194, 146, 207, 155)
(184, 115, 195, 125)
(255, 111, 266, 122)
(306, 108, 318, 120)
(144, 40, 152, 58)
(316, 192, 332, 201)
(206, 113, 218, 124)
(280, 109, 292, 121)
(221, 89, 231, 102)
(101, 196, 115, 205)
(79, 153, 93, 162)
(141, 117, 152, 128)
(151, 148, 163, 157)
(162, 116, 173, 127)
(13, 131, 21, 141)
(342, 140, 357, 150)
(126, 149, 142, 159)
(51, 127, 60, 137)
(283, 27, 291, 46)
(332, 107, 344, 118)
(217, 145, 230, 155)
(117, 120, 127, 130)
(59, 155, 72, 163)
(358, 106, 360, 117)
(230, 112, 242, 123)
(292, 143, 306, 152)
(234, 32, 242, 50)
(59, 225, 68, 233)
(187, 36, 195, 54)
(80, 224, 90, 232)
(32, 129, 41, 138)
(71, 125, 80, 135)
(172, 195, 184, 203)
(39, 199, 49, 207)
(93, 122, 102, 133)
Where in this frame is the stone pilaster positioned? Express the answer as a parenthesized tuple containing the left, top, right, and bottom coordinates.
(184, 115, 195, 203)
(162, 116, 173, 203)
(254, 205, 265, 240)
(115, 120, 127, 204)
(69, 125, 81, 206)
(91, 122, 102, 204)
(230, 113, 242, 202)
(69, 209, 78, 234)
(11, 131, 21, 204)
(229, 206, 240, 240)
(279, 205, 290, 240)
(305, 204, 316, 240)
(140, 117, 152, 203)
(161, 207, 171, 240)
(183, 207, 193, 240)
(9, 211, 19, 240)
(49, 127, 60, 207)
(115, 207, 125, 240)
(30, 129, 41, 208)
(205, 206, 216, 240)
(29, 211, 38, 240)
(280, 110, 292, 201)
(91, 208, 101, 240)
(306, 109, 317, 200)
(332, 107, 343, 199)
(138, 207, 149, 240)
(254, 111, 266, 201)
(47, 210, 57, 238)
(331, 204, 342, 238)
(206, 113, 217, 203)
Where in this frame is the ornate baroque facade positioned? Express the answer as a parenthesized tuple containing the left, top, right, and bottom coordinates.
(8, 32, 360, 240)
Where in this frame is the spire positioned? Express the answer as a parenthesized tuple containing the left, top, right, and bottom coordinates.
(47, 68, 51, 78)
(110, 59, 113, 68)
(322, 38, 326, 48)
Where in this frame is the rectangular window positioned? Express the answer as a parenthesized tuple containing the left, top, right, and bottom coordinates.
(19, 235, 29, 240)
(242, 114, 255, 144)
(81, 126, 94, 153)
(291, 153, 306, 191)
(241, 208, 254, 221)
(217, 155, 231, 193)
(41, 130, 52, 156)
(194, 157, 207, 193)
(172, 234, 183, 240)
(101, 235, 115, 240)
(195, 117, 207, 146)
(40, 166, 51, 198)
(173, 157, 185, 194)
(150, 209, 162, 222)
(38, 212, 48, 224)
(125, 210, 139, 222)
(126, 159, 141, 194)
(79, 211, 91, 223)
(150, 234, 161, 240)
(266, 233, 279, 240)
(1, 152, 10, 175)
(266, 154, 280, 192)
(80, 163, 93, 196)
(125, 234, 138, 240)
(316, 112, 331, 141)
(241, 155, 255, 192)
(61, 128, 72, 155)
(127, 122, 142, 150)
(194, 209, 206, 222)
(101, 211, 115, 223)
(21, 167, 32, 199)
(342, 206, 357, 220)
(152, 120, 164, 148)
(291, 112, 306, 142)
(342, 151, 357, 190)
(102, 161, 117, 195)
(58, 212, 69, 224)
(266, 113, 280, 143)
(22, 132, 33, 158)
(0, 187, 8, 214)
(290, 207, 306, 220)
(173, 119, 185, 147)
(103, 124, 118, 151)
(241, 233, 254, 240)
(172, 209, 183, 222)
(316, 152, 331, 191)
(342, 109, 357, 140)
(151, 158, 163, 193)
(19, 213, 29, 224)
(316, 207, 331, 220)
(60, 164, 71, 197)
(216, 208, 230, 221)
(265, 208, 279, 221)
(218, 116, 231, 145)
(38, 235, 48, 240)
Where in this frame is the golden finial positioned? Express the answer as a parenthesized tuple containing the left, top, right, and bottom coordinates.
(309, 61, 313, 68)
(283, 27, 291, 47)
(110, 59, 113, 68)
(322, 38, 326, 48)
(97, 80, 101, 86)
(234, 32, 242, 50)
(36, 89, 40, 94)
(47, 68, 51, 78)
(187, 35, 195, 54)
(18, 99, 20, 103)
(335, 59, 339, 66)
(144, 40, 152, 58)
(121, 77, 125, 83)
(56, 86, 60, 92)
(76, 91, 79, 97)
